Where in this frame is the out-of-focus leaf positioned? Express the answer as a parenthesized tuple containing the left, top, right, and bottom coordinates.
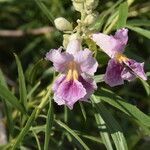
(95, 88, 150, 127)
(127, 25, 150, 39)
(139, 79, 150, 96)
(0, 83, 25, 114)
(14, 54, 27, 111)
(55, 120, 90, 150)
(12, 108, 37, 150)
(44, 99, 54, 150)
(117, 2, 128, 29)
(127, 19, 150, 27)
(79, 102, 86, 121)
(91, 95, 128, 150)
(35, 0, 54, 25)
(94, 74, 104, 83)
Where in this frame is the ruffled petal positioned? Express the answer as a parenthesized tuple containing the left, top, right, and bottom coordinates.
(104, 59, 124, 87)
(45, 48, 73, 73)
(91, 28, 128, 58)
(74, 49, 98, 75)
(55, 79, 86, 109)
(79, 74, 97, 101)
(124, 59, 147, 80)
(66, 39, 82, 55)
(121, 68, 136, 81)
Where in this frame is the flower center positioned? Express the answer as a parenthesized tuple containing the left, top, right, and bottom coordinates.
(115, 53, 129, 63)
(66, 61, 79, 81)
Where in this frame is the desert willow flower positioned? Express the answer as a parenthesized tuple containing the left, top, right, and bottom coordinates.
(91, 28, 147, 87)
(45, 39, 98, 109)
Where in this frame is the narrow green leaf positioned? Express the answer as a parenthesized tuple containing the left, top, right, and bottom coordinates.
(96, 88, 150, 127)
(94, 74, 104, 83)
(0, 83, 25, 114)
(35, 0, 54, 25)
(127, 19, 150, 27)
(32, 130, 42, 150)
(127, 25, 150, 39)
(55, 120, 90, 150)
(91, 95, 128, 150)
(92, 103, 113, 150)
(139, 79, 150, 96)
(0, 69, 14, 137)
(12, 108, 37, 150)
(44, 99, 54, 150)
(79, 102, 86, 121)
(117, 2, 128, 29)
(14, 54, 27, 111)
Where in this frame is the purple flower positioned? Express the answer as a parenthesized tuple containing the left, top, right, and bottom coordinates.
(91, 28, 147, 87)
(46, 39, 98, 109)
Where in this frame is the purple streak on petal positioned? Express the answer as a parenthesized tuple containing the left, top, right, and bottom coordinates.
(91, 28, 128, 58)
(66, 39, 82, 55)
(114, 28, 128, 46)
(45, 48, 73, 73)
(104, 59, 124, 87)
(52, 74, 66, 92)
(74, 49, 98, 75)
(79, 74, 97, 101)
(121, 68, 136, 81)
(55, 79, 86, 109)
(124, 59, 147, 80)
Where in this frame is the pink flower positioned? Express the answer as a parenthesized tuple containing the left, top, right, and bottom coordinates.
(91, 28, 147, 87)
(45, 39, 98, 109)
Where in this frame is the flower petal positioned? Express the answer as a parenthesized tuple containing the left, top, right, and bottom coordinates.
(124, 59, 147, 80)
(104, 59, 124, 87)
(74, 49, 98, 75)
(55, 79, 86, 109)
(121, 68, 136, 81)
(79, 74, 97, 101)
(45, 48, 73, 73)
(66, 39, 82, 55)
(91, 28, 128, 58)
(114, 28, 128, 46)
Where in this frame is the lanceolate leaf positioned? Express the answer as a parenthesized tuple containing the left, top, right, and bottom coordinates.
(95, 88, 150, 127)
(91, 95, 128, 150)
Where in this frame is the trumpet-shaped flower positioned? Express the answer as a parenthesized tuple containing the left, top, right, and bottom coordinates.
(91, 28, 147, 87)
(46, 39, 98, 109)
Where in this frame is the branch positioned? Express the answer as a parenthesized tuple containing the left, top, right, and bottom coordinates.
(0, 27, 54, 37)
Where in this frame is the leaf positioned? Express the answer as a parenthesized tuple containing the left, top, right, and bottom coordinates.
(127, 19, 150, 27)
(44, 99, 54, 150)
(92, 104, 113, 150)
(14, 54, 27, 111)
(117, 2, 128, 29)
(12, 108, 37, 150)
(95, 88, 150, 127)
(139, 79, 150, 96)
(94, 74, 104, 83)
(127, 25, 150, 39)
(35, 0, 54, 25)
(0, 69, 14, 137)
(91, 95, 128, 150)
(55, 120, 90, 150)
(79, 102, 86, 121)
(0, 83, 25, 114)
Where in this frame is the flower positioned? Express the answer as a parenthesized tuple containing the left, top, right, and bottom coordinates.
(91, 28, 147, 87)
(45, 39, 98, 109)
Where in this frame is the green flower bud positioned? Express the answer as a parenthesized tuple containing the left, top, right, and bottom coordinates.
(85, 0, 99, 10)
(84, 12, 98, 26)
(54, 17, 73, 31)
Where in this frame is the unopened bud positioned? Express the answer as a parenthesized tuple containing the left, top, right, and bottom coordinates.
(63, 34, 70, 48)
(86, 0, 99, 10)
(84, 12, 98, 26)
(54, 17, 73, 31)
(72, 0, 84, 12)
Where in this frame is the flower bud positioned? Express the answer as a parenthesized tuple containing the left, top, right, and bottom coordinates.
(54, 17, 73, 31)
(84, 12, 98, 26)
(63, 34, 70, 48)
(85, 0, 99, 10)
(72, 0, 84, 12)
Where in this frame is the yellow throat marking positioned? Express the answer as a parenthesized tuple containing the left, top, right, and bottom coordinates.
(115, 53, 129, 63)
(66, 61, 78, 81)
